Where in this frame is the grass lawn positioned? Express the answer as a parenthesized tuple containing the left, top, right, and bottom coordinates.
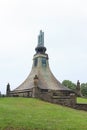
(0, 97, 87, 130)
(77, 97, 87, 104)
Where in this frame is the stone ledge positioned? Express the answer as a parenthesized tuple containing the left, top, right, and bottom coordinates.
(52, 96, 71, 99)
(74, 103, 87, 111)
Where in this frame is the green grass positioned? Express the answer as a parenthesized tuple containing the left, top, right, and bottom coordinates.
(77, 97, 87, 103)
(0, 97, 87, 130)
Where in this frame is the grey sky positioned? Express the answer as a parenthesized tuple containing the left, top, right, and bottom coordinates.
(0, 0, 87, 94)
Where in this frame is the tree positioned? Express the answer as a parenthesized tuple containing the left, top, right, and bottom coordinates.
(62, 80, 76, 91)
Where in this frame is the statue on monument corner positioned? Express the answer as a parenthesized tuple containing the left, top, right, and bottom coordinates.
(76, 80, 82, 97)
(6, 83, 11, 96)
(38, 30, 44, 46)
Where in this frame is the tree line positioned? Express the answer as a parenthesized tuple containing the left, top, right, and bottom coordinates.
(62, 80, 87, 97)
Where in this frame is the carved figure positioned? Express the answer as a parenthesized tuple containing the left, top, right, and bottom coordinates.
(38, 30, 44, 46)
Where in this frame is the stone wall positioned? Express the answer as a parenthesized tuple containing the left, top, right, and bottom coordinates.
(38, 90, 76, 107)
(51, 96, 76, 107)
(74, 104, 87, 111)
(10, 88, 76, 107)
(10, 91, 32, 97)
(10, 89, 87, 111)
(39, 91, 87, 111)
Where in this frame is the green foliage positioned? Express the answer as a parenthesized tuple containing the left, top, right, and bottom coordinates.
(62, 80, 76, 91)
(81, 83, 87, 97)
(0, 98, 87, 130)
(62, 80, 87, 97)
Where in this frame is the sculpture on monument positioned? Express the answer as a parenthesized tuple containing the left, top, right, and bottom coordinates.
(76, 80, 82, 97)
(38, 30, 44, 46)
(6, 83, 10, 96)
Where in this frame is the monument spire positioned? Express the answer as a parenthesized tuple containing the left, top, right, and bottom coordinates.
(35, 30, 46, 54)
(38, 30, 44, 47)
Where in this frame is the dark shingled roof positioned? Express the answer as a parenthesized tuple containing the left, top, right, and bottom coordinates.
(12, 56, 71, 93)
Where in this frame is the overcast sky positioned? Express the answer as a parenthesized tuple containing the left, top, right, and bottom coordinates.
(0, 0, 87, 94)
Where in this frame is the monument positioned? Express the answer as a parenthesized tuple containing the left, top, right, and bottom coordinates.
(9, 30, 76, 106)
(75, 80, 82, 97)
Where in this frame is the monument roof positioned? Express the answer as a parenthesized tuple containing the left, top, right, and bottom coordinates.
(12, 54, 71, 93)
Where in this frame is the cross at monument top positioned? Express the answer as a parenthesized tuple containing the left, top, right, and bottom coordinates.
(38, 30, 44, 46)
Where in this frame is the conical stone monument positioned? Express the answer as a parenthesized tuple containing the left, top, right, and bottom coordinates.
(10, 30, 76, 106)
